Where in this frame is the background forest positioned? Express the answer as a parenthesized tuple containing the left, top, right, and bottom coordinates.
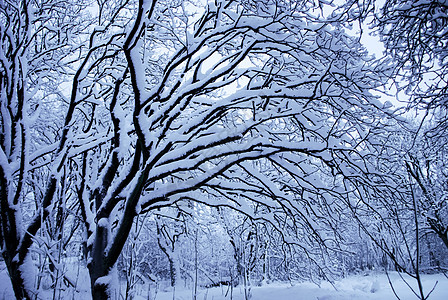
(1, 0, 447, 299)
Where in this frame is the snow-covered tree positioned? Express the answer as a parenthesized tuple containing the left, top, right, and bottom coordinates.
(0, 1, 96, 298)
(1, 0, 399, 299)
(76, 1, 396, 298)
(376, 0, 448, 261)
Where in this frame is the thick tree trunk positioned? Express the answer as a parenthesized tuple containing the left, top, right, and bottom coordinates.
(2, 255, 31, 300)
(92, 282, 109, 300)
(1, 169, 32, 300)
(89, 225, 110, 300)
(90, 265, 110, 300)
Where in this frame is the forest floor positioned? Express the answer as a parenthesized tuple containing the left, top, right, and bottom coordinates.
(0, 263, 447, 299)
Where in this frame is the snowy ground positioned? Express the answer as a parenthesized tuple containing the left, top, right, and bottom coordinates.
(0, 266, 447, 300)
(146, 272, 448, 300)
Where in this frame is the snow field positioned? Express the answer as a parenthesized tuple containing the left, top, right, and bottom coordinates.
(2, 263, 446, 300)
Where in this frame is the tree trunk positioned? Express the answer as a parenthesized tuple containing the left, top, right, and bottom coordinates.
(2, 255, 31, 300)
(89, 225, 110, 300)
(92, 282, 109, 300)
(169, 258, 176, 287)
(1, 168, 33, 300)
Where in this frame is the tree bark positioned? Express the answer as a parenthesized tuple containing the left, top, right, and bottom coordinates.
(1, 168, 32, 300)
(89, 225, 110, 300)
(2, 255, 31, 300)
